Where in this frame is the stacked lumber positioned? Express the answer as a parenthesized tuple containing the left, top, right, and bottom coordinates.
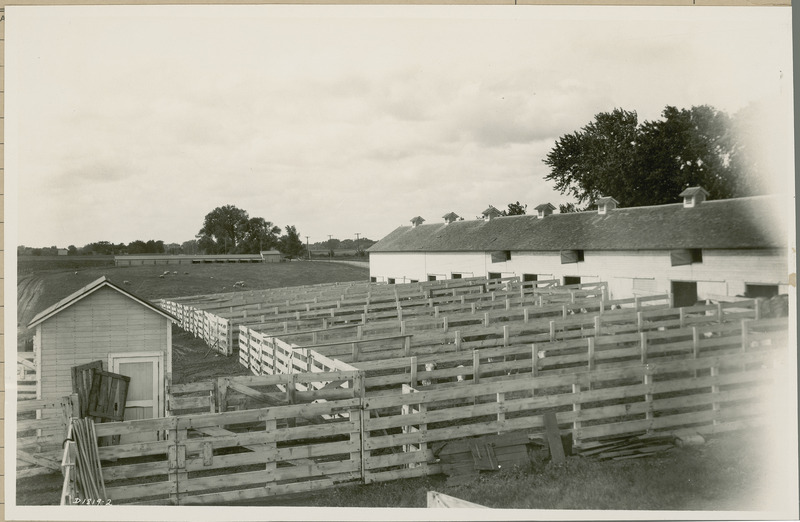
(574, 433, 675, 460)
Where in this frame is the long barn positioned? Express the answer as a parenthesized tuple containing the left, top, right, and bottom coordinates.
(367, 188, 790, 305)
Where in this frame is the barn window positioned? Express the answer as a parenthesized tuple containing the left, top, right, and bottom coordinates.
(370, 277, 377, 283)
(427, 275, 437, 281)
(488, 272, 502, 279)
(560, 250, 584, 264)
(451, 273, 462, 279)
(564, 276, 581, 285)
(490, 251, 511, 263)
(745, 284, 779, 299)
(410, 279, 418, 283)
(670, 248, 702, 266)
(388, 278, 396, 284)
(523, 274, 538, 282)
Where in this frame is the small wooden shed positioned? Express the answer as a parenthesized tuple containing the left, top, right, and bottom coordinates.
(261, 250, 282, 263)
(28, 276, 177, 422)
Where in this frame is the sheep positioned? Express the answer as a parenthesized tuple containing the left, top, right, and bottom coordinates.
(173, 271, 178, 275)
(456, 365, 466, 382)
(123, 280, 131, 285)
(183, 272, 189, 275)
(420, 362, 437, 386)
(159, 274, 165, 279)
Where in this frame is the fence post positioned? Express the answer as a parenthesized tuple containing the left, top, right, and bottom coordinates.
(710, 365, 720, 425)
(524, 308, 529, 323)
(484, 312, 490, 327)
(572, 383, 582, 447)
(640, 332, 648, 365)
(471, 303, 476, 315)
(351, 342, 360, 363)
(644, 365, 653, 428)
(434, 306, 440, 318)
(443, 316, 449, 333)
(286, 373, 297, 404)
(717, 302, 724, 324)
(496, 391, 505, 433)
(637, 311, 644, 332)
(454, 331, 462, 352)
(404, 336, 411, 357)
(562, 305, 568, 319)
(594, 315, 602, 338)
(410, 356, 418, 387)
(357, 325, 363, 340)
(473, 350, 481, 384)
(754, 298, 762, 320)
(216, 377, 228, 413)
(741, 319, 750, 353)
(503, 325, 510, 347)
(635, 296, 641, 311)
(505, 298, 511, 310)
(549, 321, 556, 342)
(679, 308, 686, 328)
(587, 338, 595, 372)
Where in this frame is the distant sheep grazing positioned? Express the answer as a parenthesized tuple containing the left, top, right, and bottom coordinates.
(123, 280, 131, 285)
(159, 274, 165, 279)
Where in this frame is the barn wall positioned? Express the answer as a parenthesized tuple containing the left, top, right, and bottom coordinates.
(38, 287, 170, 404)
(370, 248, 788, 299)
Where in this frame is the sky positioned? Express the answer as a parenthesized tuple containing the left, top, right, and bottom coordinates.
(6, 5, 794, 249)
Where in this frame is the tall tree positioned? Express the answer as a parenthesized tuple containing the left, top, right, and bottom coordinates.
(197, 205, 250, 254)
(279, 225, 305, 259)
(502, 202, 527, 216)
(544, 105, 751, 208)
(237, 217, 281, 254)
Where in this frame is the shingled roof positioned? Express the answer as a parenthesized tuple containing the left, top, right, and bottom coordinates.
(368, 195, 787, 253)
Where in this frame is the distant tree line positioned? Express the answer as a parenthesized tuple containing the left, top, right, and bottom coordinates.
(309, 237, 377, 257)
(19, 205, 310, 259)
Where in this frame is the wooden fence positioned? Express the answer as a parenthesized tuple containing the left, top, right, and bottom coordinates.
(17, 352, 38, 400)
(35, 313, 786, 505)
(17, 395, 78, 478)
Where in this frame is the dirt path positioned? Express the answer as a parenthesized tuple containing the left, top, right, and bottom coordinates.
(16, 274, 45, 342)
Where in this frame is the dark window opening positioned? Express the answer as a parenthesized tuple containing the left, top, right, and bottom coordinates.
(745, 284, 779, 299)
(670, 249, 703, 266)
(427, 275, 437, 281)
(488, 272, 502, 279)
(370, 277, 377, 283)
(388, 278, 395, 284)
(490, 250, 512, 263)
(564, 276, 581, 285)
(451, 273, 462, 279)
(672, 281, 698, 307)
(523, 274, 538, 282)
(410, 279, 418, 283)
(560, 250, 584, 264)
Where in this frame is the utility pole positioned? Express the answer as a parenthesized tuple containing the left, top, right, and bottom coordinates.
(305, 236, 310, 260)
(328, 235, 333, 259)
(355, 233, 361, 257)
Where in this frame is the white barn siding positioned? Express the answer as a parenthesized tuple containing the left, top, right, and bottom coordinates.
(37, 286, 171, 403)
(370, 248, 788, 300)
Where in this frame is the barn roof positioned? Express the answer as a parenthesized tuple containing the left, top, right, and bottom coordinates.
(367, 195, 788, 253)
(260, 250, 282, 255)
(28, 276, 178, 328)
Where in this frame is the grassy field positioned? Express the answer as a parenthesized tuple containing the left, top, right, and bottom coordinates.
(16, 260, 369, 341)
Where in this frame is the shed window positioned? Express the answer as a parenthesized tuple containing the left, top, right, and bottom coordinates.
(522, 274, 538, 282)
(560, 250, 584, 264)
(370, 277, 377, 283)
(488, 272, 502, 279)
(564, 276, 581, 285)
(670, 249, 702, 267)
(410, 279, 418, 283)
(387, 278, 395, 284)
(451, 273, 462, 279)
(427, 275, 437, 281)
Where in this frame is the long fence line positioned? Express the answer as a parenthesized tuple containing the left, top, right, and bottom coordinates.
(48, 314, 786, 505)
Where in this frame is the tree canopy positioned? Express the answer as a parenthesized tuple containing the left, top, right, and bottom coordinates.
(543, 105, 757, 208)
(502, 202, 527, 216)
(279, 225, 305, 259)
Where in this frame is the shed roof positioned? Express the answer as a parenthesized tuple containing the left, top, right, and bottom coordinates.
(260, 250, 282, 255)
(367, 195, 787, 253)
(28, 276, 178, 328)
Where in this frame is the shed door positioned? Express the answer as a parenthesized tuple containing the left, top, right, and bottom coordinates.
(108, 353, 163, 421)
